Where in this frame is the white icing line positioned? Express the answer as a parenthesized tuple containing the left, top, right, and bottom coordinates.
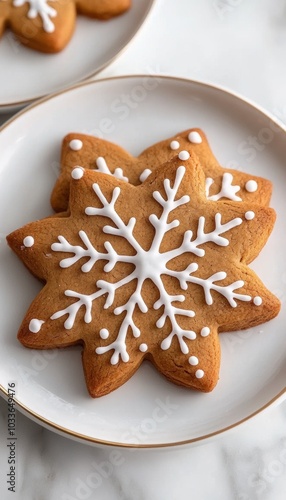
(99, 328, 109, 339)
(50, 166, 253, 366)
(206, 173, 241, 201)
(95, 157, 129, 182)
(245, 211, 255, 220)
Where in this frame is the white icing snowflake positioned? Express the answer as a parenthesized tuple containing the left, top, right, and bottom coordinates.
(13, 0, 57, 33)
(49, 166, 251, 365)
(205, 172, 241, 201)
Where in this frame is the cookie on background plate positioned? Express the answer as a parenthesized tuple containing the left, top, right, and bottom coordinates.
(7, 152, 280, 397)
(0, 0, 131, 53)
(76, 0, 131, 19)
(51, 128, 272, 212)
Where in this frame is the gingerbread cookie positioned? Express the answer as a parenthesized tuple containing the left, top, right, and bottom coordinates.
(0, 0, 131, 53)
(76, 0, 131, 20)
(7, 152, 280, 397)
(51, 128, 272, 212)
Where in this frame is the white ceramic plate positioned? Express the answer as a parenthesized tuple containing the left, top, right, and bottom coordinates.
(0, 76, 286, 448)
(0, 0, 155, 112)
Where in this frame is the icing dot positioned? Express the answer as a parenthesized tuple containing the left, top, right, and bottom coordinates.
(69, 139, 83, 151)
(23, 236, 34, 248)
(178, 150, 190, 161)
(29, 319, 44, 333)
(253, 296, 263, 306)
(99, 328, 109, 340)
(139, 343, 148, 353)
(245, 211, 255, 220)
(170, 140, 180, 150)
(71, 167, 84, 180)
(188, 356, 199, 366)
(188, 131, 202, 144)
(195, 369, 205, 379)
(139, 169, 152, 183)
(245, 180, 258, 193)
(200, 326, 210, 337)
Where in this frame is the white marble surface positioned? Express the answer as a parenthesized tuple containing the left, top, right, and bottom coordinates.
(1, 0, 286, 498)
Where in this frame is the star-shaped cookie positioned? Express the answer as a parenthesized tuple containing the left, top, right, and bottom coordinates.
(0, 0, 131, 52)
(51, 128, 272, 212)
(7, 151, 280, 397)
